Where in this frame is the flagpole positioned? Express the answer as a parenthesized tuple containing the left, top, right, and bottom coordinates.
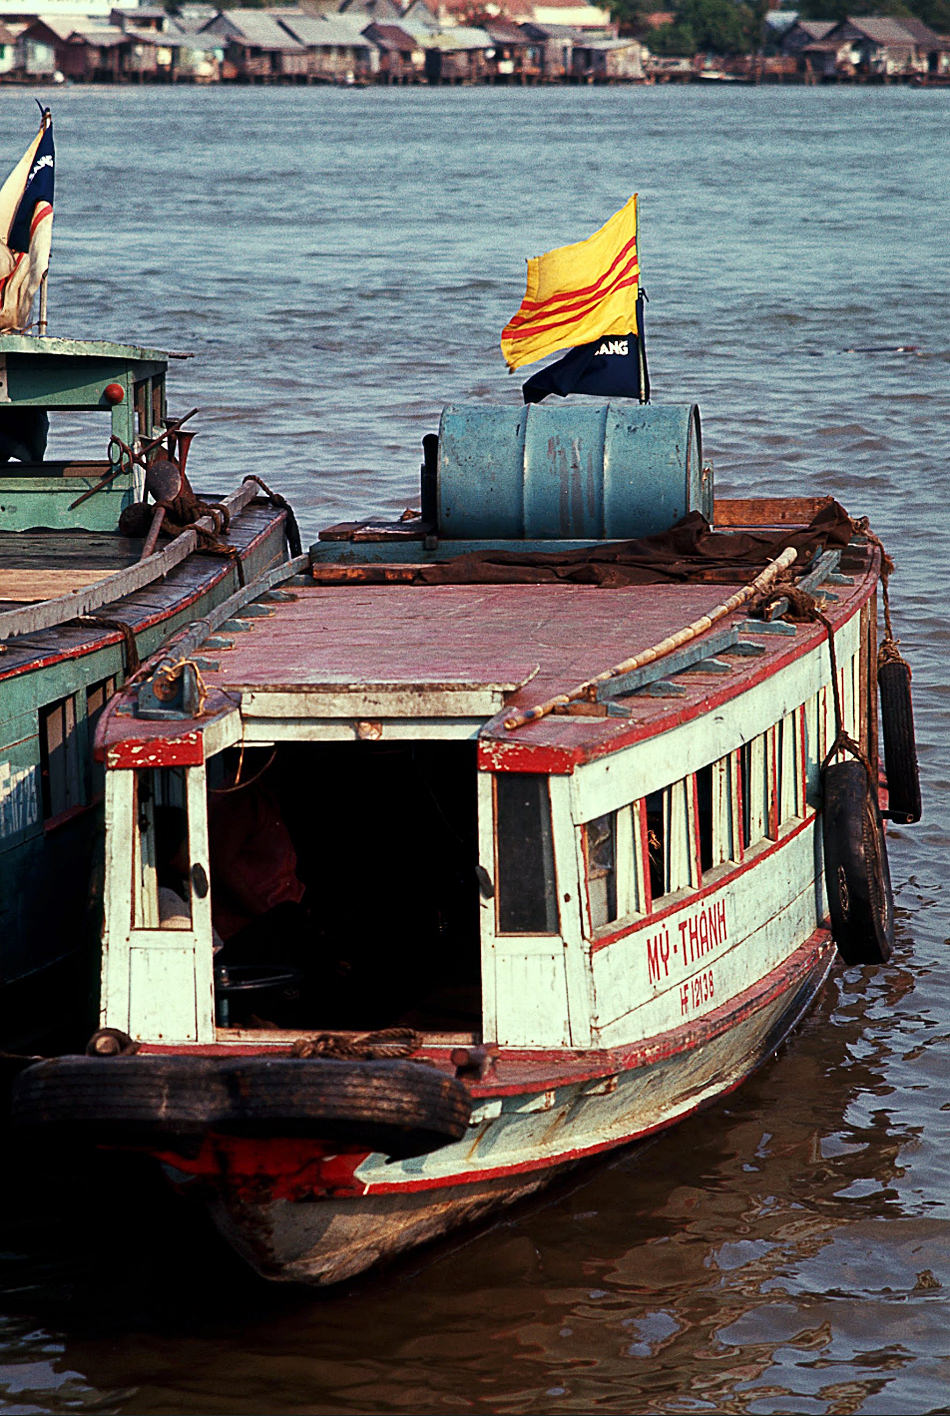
(636, 290, 650, 404)
(37, 104, 52, 334)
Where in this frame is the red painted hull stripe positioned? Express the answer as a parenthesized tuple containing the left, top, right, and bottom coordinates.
(361, 944, 832, 1195)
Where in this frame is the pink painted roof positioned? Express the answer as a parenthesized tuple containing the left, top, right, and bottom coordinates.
(190, 557, 873, 769)
(99, 524, 879, 773)
(203, 582, 738, 695)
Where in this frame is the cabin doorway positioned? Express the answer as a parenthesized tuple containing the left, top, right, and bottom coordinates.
(205, 740, 482, 1037)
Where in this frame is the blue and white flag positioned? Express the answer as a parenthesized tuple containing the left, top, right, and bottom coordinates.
(0, 112, 54, 333)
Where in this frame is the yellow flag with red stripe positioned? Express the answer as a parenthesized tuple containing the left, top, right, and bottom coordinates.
(501, 195, 640, 372)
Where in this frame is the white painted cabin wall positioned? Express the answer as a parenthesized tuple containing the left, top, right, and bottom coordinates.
(100, 765, 216, 1043)
(571, 612, 864, 1048)
(591, 822, 821, 1047)
(478, 610, 863, 1053)
(480, 771, 589, 1048)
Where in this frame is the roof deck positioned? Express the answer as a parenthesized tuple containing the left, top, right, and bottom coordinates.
(98, 514, 879, 772)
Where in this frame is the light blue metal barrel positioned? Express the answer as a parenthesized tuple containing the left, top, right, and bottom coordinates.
(436, 402, 708, 540)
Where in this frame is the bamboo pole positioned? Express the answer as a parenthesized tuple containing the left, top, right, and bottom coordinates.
(502, 545, 798, 732)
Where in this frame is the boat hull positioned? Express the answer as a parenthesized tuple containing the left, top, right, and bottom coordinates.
(0, 501, 290, 1052)
(157, 931, 834, 1285)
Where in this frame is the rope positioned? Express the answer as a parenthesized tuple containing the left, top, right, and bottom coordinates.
(503, 546, 798, 732)
(747, 578, 875, 785)
(209, 744, 277, 794)
(153, 656, 209, 717)
(289, 1027, 422, 1060)
(850, 515, 908, 676)
(242, 474, 303, 557)
(73, 615, 140, 675)
(815, 608, 871, 777)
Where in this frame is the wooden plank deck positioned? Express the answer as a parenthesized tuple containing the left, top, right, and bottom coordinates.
(0, 502, 285, 678)
(0, 531, 142, 602)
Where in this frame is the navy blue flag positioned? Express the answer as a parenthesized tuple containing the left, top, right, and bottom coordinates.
(522, 332, 643, 403)
(8, 118, 54, 254)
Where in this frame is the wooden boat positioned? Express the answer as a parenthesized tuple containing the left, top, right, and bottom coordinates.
(0, 334, 296, 1054)
(12, 398, 920, 1285)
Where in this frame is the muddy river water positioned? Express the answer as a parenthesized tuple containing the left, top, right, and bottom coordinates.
(0, 80, 948, 1414)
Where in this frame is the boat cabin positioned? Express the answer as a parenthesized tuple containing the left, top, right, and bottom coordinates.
(0, 334, 296, 1052)
(0, 333, 172, 533)
(93, 401, 880, 1055)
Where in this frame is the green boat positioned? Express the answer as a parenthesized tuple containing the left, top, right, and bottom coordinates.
(0, 333, 295, 1057)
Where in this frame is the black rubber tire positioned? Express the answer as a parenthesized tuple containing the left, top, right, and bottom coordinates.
(12, 1055, 472, 1160)
(822, 759, 894, 966)
(878, 658, 922, 824)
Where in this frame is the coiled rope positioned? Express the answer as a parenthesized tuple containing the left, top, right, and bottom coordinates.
(290, 1027, 422, 1060)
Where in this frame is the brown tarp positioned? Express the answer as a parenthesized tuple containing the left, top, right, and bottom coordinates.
(409, 499, 856, 588)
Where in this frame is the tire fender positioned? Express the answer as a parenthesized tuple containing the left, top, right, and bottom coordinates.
(822, 758, 894, 965)
(878, 657, 922, 824)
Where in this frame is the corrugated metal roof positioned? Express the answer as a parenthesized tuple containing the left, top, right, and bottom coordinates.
(519, 20, 579, 37)
(365, 22, 419, 49)
(484, 17, 529, 42)
(843, 15, 917, 45)
(32, 14, 93, 39)
(575, 35, 640, 49)
(214, 10, 306, 48)
(795, 19, 835, 38)
(71, 26, 126, 46)
(125, 24, 216, 47)
(893, 15, 943, 47)
(339, 0, 404, 18)
(425, 25, 492, 49)
(399, 16, 439, 38)
(278, 11, 370, 44)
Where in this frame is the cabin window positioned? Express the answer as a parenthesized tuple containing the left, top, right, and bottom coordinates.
(584, 803, 646, 932)
(645, 777, 698, 906)
(844, 650, 860, 742)
(586, 812, 617, 930)
(86, 677, 117, 733)
(777, 709, 804, 825)
(645, 790, 665, 901)
(134, 379, 157, 440)
(39, 694, 82, 820)
(496, 772, 558, 934)
(132, 767, 193, 930)
(34, 411, 119, 466)
(739, 734, 770, 850)
(85, 676, 117, 796)
(804, 689, 828, 807)
(712, 753, 741, 867)
(834, 652, 854, 742)
(666, 777, 699, 893)
(696, 764, 714, 873)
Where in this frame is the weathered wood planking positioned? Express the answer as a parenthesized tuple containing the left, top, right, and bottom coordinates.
(0, 532, 142, 569)
(714, 496, 837, 527)
(0, 480, 267, 643)
(0, 569, 132, 601)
